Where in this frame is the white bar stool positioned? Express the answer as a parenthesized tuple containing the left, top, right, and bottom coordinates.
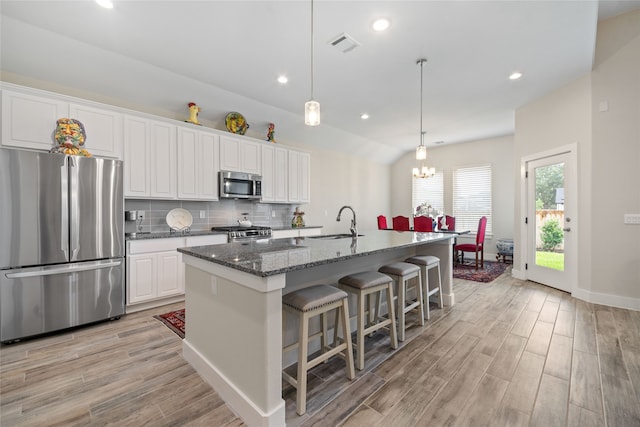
(378, 262, 424, 342)
(338, 271, 398, 370)
(405, 255, 443, 320)
(282, 284, 355, 415)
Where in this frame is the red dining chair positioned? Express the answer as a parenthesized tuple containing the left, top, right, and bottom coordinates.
(437, 215, 456, 231)
(392, 216, 410, 231)
(413, 216, 433, 232)
(377, 215, 388, 230)
(454, 216, 487, 270)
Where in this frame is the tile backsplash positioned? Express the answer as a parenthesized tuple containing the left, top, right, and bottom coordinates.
(124, 199, 297, 234)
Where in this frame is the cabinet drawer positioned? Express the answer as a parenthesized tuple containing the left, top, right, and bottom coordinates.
(128, 238, 184, 254)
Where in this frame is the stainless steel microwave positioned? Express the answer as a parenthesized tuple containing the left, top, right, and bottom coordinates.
(219, 171, 262, 200)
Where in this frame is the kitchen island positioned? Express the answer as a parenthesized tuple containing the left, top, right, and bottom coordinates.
(178, 230, 455, 427)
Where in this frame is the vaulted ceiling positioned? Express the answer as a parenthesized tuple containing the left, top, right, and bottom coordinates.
(2, 1, 639, 163)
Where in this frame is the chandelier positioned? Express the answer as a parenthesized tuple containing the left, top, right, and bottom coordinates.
(412, 58, 435, 178)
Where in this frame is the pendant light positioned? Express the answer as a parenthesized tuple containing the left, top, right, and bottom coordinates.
(304, 0, 320, 126)
(413, 58, 435, 178)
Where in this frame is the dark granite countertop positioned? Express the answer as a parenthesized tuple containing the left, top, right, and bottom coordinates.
(126, 230, 227, 241)
(178, 229, 454, 277)
(271, 225, 323, 231)
(126, 226, 322, 241)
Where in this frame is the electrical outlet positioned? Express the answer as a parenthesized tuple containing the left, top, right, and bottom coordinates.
(624, 214, 640, 224)
(138, 210, 145, 219)
(272, 211, 276, 217)
(200, 210, 206, 219)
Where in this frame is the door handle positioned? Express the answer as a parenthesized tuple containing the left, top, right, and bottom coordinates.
(563, 227, 571, 232)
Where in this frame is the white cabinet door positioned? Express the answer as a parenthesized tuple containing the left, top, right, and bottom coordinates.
(123, 116, 150, 197)
(177, 128, 219, 200)
(124, 115, 177, 198)
(220, 135, 261, 174)
(127, 254, 156, 304)
(220, 136, 241, 171)
(149, 120, 177, 198)
(156, 251, 183, 297)
(200, 131, 220, 200)
(1, 89, 67, 151)
(274, 147, 289, 202)
(240, 140, 261, 174)
(68, 103, 123, 159)
(288, 149, 311, 203)
(177, 128, 199, 198)
(299, 151, 311, 203)
(261, 144, 275, 202)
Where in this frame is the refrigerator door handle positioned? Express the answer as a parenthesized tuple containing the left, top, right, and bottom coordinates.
(5, 259, 123, 279)
(68, 156, 80, 261)
(61, 162, 70, 259)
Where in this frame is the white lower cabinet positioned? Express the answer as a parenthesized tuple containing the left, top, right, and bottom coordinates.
(126, 234, 226, 311)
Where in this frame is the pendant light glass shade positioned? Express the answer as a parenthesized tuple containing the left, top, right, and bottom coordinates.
(305, 100, 320, 126)
(416, 144, 426, 160)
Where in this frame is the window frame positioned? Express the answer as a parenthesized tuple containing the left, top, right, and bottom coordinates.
(452, 163, 492, 237)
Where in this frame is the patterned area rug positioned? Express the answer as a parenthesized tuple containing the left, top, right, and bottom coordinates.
(154, 309, 185, 339)
(453, 261, 509, 283)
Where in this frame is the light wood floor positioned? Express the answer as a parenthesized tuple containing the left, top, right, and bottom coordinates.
(2, 271, 639, 426)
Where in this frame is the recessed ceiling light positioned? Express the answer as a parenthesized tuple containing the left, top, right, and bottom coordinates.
(509, 72, 523, 80)
(277, 75, 288, 84)
(372, 18, 390, 32)
(96, 0, 114, 9)
(360, 113, 370, 120)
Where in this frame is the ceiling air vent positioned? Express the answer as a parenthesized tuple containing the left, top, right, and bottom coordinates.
(329, 32, 360, 53)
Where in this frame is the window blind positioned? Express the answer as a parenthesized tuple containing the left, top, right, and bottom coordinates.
(453, 164, 492, 236)
(412, 171, 444, 214)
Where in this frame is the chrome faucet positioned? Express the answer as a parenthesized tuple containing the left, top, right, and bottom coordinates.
(336, 206, 357, 237)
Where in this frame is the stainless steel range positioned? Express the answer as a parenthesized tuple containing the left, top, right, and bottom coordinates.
(211, 226, 272, 242)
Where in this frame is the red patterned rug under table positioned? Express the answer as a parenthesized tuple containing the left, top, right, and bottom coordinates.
(453, 260, 509, 283)
(154, 308, 185, 339)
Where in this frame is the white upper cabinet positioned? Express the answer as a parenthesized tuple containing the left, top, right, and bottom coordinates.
(1, 85, 123, 159)
(1, 89, 67, 151)
(177, 127, 220, 200)
(123, 115, 177, 198)
(220, 135, 261, 175)
(288, 149, 311, 203)
(68, 103, 123, 158)
(261, 144, 289, 203)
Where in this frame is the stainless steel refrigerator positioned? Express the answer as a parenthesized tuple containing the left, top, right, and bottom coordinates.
(0, 148, 125, 343)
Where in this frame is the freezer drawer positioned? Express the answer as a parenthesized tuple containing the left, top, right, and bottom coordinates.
(0, 259, 124, 342)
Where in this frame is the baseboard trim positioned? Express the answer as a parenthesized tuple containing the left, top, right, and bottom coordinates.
(182, 340, 286, 427)
(572, 288, 640, 312)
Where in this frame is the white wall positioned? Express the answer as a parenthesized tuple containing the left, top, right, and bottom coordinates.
(286, 142, 391, 235)
(514, 9, 640, 309)
(590, 10, 640, 303)
(391, 135, 515, 254)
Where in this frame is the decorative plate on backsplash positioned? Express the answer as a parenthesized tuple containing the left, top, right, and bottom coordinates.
(166, 208, 193, 231)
